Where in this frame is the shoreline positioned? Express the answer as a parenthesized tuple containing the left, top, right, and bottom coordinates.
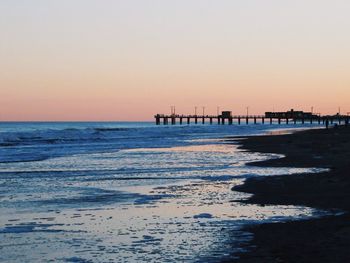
(227, 126, 350, 262)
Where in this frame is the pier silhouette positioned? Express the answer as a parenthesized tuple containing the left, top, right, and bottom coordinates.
(155, 109, 350, 126)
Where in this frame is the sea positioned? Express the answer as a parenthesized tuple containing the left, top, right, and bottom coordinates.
(0, 122, 326, 262)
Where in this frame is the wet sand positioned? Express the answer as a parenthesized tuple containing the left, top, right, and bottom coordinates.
(228, 126, 350, 263)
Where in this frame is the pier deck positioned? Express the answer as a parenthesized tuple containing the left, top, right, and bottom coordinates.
(154, 114, 349, 126)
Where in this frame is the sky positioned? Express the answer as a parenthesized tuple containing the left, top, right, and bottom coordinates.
(1, 0, 349, 121)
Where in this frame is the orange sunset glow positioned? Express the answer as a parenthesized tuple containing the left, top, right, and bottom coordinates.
(1, 1, 349, 121)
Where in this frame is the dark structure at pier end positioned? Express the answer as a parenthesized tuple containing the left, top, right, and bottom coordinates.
(265, 109, 317, 119)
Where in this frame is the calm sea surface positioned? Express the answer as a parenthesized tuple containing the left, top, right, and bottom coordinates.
(0, 122, 325, 262)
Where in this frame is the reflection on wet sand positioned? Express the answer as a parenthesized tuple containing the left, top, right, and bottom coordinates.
(0, 142, 327, 262)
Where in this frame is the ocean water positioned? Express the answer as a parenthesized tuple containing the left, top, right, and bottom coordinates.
(0, 122, 325, 262)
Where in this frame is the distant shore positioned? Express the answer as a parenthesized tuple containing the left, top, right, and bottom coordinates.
(227, 126, 350, 262)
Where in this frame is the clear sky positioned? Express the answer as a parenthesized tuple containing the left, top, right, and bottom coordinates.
(1, 0, 349, 121)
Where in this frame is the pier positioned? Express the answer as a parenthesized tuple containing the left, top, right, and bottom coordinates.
(154, 110, 350, 126)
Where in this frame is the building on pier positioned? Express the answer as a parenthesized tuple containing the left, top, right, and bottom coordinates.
(265, 109, 316, 119)
(220, 111, 232, 118)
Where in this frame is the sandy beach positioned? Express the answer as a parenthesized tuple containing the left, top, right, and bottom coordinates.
(229, 126, 350, 263)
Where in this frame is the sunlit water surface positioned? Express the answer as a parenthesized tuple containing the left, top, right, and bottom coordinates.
(0, 122, 326, 262)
